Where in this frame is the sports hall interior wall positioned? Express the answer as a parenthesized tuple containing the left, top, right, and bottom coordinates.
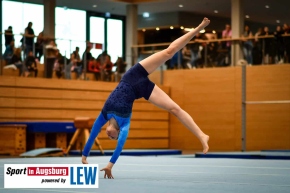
(149, 64, 290, 151)
(0, 64, 289, 153)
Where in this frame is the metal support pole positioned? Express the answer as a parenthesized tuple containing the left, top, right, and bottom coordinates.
(204, 44, 208, 67)
(160, 61, 163, 85)
(64, 51, 67, 78)
(241, 64, 247, 151)
(177, 50, 181, 69)
(84, 47, 87, 81)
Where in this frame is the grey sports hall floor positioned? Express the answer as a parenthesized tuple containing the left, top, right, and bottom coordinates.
(0, 155, 290, 193)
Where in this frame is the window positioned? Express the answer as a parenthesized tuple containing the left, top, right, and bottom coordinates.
(89, 17, 105, 59)
(2, 0, 43, 48)
(55, 7, 86, 59)
(107, 19, 123, 63)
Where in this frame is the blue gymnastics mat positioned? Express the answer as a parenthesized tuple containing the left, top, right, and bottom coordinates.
(0, 121, 76, 133)
(194, 151, 290, 160)
(69, 149, 182, 156)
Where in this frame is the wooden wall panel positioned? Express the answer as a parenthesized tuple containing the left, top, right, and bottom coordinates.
(164, 65, 290, 151)
(0, 76, 170, 150)
(245, 65, 290, 150)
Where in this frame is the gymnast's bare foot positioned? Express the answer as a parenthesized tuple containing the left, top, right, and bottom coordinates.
(200, 134, 209, 154)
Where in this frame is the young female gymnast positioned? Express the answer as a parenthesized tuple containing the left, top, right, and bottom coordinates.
(82, 17, 211, 179)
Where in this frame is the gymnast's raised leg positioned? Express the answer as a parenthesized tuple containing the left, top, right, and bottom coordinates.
(140, 17, 210, 153)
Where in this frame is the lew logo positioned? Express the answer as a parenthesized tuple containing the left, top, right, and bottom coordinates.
(4, 164, 99, 189)
(70, 167, 98, 185)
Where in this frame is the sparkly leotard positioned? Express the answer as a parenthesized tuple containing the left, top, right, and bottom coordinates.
(83, 63, 155, 163)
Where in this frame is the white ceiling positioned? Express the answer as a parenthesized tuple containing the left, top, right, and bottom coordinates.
(7, 0, 290, 26)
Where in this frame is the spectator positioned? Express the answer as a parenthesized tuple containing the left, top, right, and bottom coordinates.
(71, 47, 83, 79)
(82, 46, 93, 71)
(35, 31, 44, 61)
(4, 48, 26, 76)
(45, 40, 58, 78)
(169, 51, 182, 70)
(22, 22, 35, 57)
(65, 53, 74, 80)
(260, 26, 273, 64)
(181, 45, 192, 69)
(114, 57, 127, 81)
(3, 40, 15, 63)
(241, 25, 254, 65)
(88, 57, 101, 81)
(274, 25, 285, 63)
(54, 49, 64, 79)
(4, 26, 14, 47)
(222, 24, 232, 66)
(102, 55, 113, 81)
(25, 51, 38, 77)
(283, 23, 290, 63)
(97, 50, 110, 80)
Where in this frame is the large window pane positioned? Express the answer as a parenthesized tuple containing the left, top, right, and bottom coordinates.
(55, 7, 86, 59)
(2, 1, 43, 49)
(90, 17, 105, 58)
(107, 19, 123, 63)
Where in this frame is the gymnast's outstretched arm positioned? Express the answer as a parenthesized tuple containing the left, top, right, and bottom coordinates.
(82, 113, 107, 162)
(100, 122, 130, 179)
(139, 17, 210, 74)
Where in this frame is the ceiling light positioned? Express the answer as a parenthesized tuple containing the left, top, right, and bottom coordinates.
(276, 20, 280, 23)
(184, 28, 192, 31)
(214, 10, 218, 13)
(245, 15, 250, 18)
(156, 27, 160, 31)
(265, 5, 270, 8)
(200, 29, 205, 33)
(143, 12, 150, 18)
(212, 30, 216, 34)
(170, 26, 174, 29)
(93, 5, 97, 7)
(179, 4, 183, 8)
(180, 26, 184, 29)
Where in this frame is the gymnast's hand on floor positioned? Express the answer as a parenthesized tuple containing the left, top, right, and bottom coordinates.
(100, 167, 114, 179)
(81, 155, 88, 164)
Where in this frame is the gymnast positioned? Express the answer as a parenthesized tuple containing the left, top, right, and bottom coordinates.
(82, 17, 211, 179)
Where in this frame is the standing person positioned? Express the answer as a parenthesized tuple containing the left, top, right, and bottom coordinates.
(4, 26, 14, 47)
(23, 22, 35, 56)
(222, 24, 232, 66)
(82, 18, 211, 179)
(241, 25, 254, 65)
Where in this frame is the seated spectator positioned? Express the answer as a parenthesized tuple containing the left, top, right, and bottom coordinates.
(102, 55, 113, 82)
(53, 49, 65, 79)
(71, 47, 83, 79)
(45, 40, 58, 78)
(114, 57, 127, 81)
(25, 51, 38, 77)
(3, 40, 15, 63)
(35, 31, 44, 61)
(88, 57, 101, 81)
(3, 48, 26, 76)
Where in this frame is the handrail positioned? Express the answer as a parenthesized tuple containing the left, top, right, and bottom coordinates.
(244, 100, 290, 104)
(0, 32, 89, 43)
(2, 32, 290, 48)
(131, 34, 290, 48)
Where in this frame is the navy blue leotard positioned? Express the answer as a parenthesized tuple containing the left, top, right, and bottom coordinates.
(82, 63, 155, 164)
